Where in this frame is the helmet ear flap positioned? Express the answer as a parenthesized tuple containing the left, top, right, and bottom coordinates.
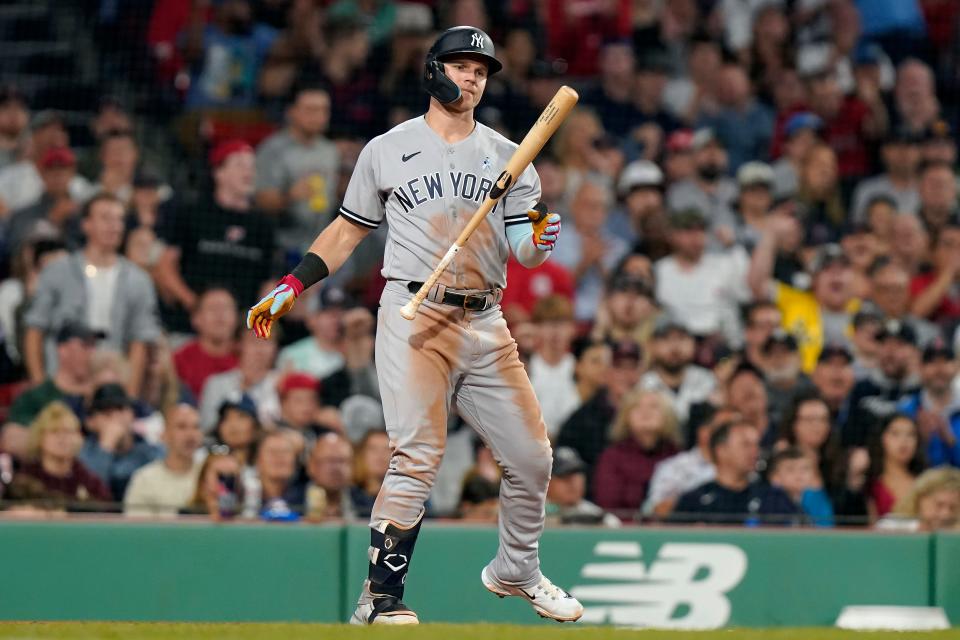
(423, 58, 462, 104)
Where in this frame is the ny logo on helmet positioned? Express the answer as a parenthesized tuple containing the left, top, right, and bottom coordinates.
(471, 33, 484, 48)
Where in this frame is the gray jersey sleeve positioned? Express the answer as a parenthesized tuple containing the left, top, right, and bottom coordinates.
(339, 138, 384, 230)
(502, 163, 541, 229)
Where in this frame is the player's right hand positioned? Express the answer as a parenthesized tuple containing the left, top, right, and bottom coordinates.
(247, 275, 304, 339)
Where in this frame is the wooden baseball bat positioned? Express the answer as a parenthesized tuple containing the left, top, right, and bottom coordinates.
(400, 85, 579, 320)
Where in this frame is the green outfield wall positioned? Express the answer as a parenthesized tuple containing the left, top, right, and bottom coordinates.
(0, 521, 954, 628)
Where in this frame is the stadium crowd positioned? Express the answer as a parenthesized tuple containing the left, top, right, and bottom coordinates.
(1, 0, 960, 531)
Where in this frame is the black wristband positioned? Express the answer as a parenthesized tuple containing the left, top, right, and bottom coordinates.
(291, 252, 329, 291)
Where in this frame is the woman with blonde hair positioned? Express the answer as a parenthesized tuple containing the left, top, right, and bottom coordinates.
(592, 390, 681, 519)
(8, 401, 112, 508)
(552, 108, 617, 204)
(878, 466, 960, 532)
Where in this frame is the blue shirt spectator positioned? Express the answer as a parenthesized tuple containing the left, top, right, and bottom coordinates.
(854, 0, 926, 38)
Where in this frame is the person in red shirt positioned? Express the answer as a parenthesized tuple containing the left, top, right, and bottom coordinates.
(174, 287, 239, 399)
(806, 70, 888, 179)
(910, 222, 960, 323)
(592, 389, 680, 520)
(500, 256, 575, 320)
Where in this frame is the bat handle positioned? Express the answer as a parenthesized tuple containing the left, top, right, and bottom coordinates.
(400, 244, 460, 320)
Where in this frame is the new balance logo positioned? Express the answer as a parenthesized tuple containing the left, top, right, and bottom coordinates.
(402, 151, 421, 162)
(569, 541, 747, 629)
(471, 33, 484, 48)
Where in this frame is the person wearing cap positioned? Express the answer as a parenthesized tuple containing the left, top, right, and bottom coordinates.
(0, 85, 28, 171)
(850, 127, 921, 223)
(846, 319, 922, 447)
(276, 285, 348, 379)
(663, 129, 696, 183)
(3, 146, 81, 258)
(78, 383, 163, 499)
(607, 160, 665, 245)
(526, 295, 578, 439)
(920, 119, 957, 166)
(545, 446, 620, 528)
(849, 303, 884, 378)
(4, 323, 98, 456)
(123, 403, 203, 518)
(639, 315, 717, 427)
(699, 62, 774, 172)
(172, 287, 240, 399)
(155, 139, 273, 331)
(909, 222, 960, 324)
(761, 329, 815, 430)
(591, 269, 658, 347)
(254, 83, 340, 249)
(199, 328, 281, 431)
(733, 161, 775, 251)
(654, 207, 752, 348)
(275, 371, 324, 439)
(866, 257, 940, 348)
(23, 193, 161, 397)
(897, 343, 960, 467)
(811, 343, 856, 431)
(182, 0, 279, 108)
(916, 159, 959, 240)
(0, 110, 90, 213)
(665, 128, 738, 244)
(771, 112, 824, 200)
(631, 50, 679, 142)
(749, 217, 860, 372)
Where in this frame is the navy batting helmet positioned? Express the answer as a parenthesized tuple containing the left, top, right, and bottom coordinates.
(423, 26, 502, 104)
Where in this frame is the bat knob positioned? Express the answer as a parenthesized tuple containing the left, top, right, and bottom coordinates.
(399, 301, 418, 320)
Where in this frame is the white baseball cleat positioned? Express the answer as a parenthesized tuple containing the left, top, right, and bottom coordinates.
(349, 580, 419, 625)
(481, 566, 584, 622)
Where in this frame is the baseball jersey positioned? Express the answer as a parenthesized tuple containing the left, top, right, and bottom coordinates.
(338, 116, 541, 290)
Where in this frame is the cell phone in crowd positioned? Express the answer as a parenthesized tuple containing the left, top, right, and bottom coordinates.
(216, 472, 239, 520)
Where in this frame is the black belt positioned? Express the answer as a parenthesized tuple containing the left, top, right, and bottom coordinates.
(407, 281, 497, 311)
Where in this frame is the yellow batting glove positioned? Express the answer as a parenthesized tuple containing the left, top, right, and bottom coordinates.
(247, 275, 303, 339)
(528, 203, 561, 251)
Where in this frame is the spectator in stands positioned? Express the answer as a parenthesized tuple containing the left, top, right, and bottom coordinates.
(643, 405, 741, 518)
(155, 140, 272, 330)
(277, 286, 346, 379)
(581, 41, 636, 138)
(767, 446, 834, 526)
(890, 212, 931, 278)
(458, 472, 500, 523)
(842, 223, 884, 300)
(742, 301, 782, 371)
(864, 195, 896, 251)
(254, 84, 340, 249)
(549, 180, 629, 321)
(639, 315, 716, 427)
(608, 160, 665, 247)
(80, 383, 162, 494)
(898, 343, 960, 467)
(0, 85, 28, 171)
(6, 324, 96, 442)
(320, 306, 379, 408)
(725, 363, 774, 446)
(181, 0, 279, 108)
(4, 147, 81, 256)
(557, 340, 641, 479)
(200, 328, 280, 431)
(350, 429, 390, 519)
(593, 390, 680, 518)
(590, 271, 657, 347)
(892, 59, 940, 135)
(794, 144, 845, 245)
(0, 110, 89, 213)
(527, 296, 577, 439)
(305, 431, 354, 520)
(672, 420, 798, 525)
(920, 120, 956, 166)
(546, 446, 619, 527)
(275, 372, 321, 441)
(762, 330, 814, 428)
(187, 450, 244, 520)
(662, 129, 696, 185)
(7, 401, 111, 508)
(630, 51, 679, 155)
(880, 467, 960, 531)
(867, 413, 925, 518)
(732, 162, 775, 252)
(916, 160, 958, 241)
(663, 35, 722, 126)
(123, 403, 202, 518)
(867, 257, 939, 346)
(666, 129, 737, 244)
(211, 395, 260, 469)
(851, 129, 921, 222)
(750, 221, 858, 372)
(654, 208, 751, 347)
(910, 222, 960, 324)
(254, 430, 304, 515)
(700, 62, 774, 171)
(811, 344, 856, 432)
(85, 130, 139, 205)
(24, 194, 160, 397)
(775, 393, 843, 488)
(173, 287, 239, 400)
(771, 113, 823, 200)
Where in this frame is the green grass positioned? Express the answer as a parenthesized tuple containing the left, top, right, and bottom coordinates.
(0, 624, 958, 640)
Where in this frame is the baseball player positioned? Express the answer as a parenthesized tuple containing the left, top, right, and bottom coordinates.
(247, 26, 582, 625)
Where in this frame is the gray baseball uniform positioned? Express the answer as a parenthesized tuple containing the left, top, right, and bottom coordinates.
(341, 115, 553, 588)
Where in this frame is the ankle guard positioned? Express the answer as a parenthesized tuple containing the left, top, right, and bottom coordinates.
(367, 512, 424, 598)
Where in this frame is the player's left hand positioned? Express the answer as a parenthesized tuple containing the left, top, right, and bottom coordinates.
(528, 205, 561, 252)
